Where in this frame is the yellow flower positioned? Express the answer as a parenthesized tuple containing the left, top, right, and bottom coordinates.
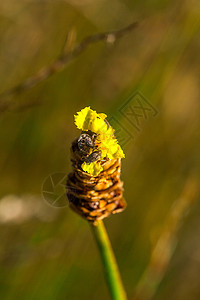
(74, 107, 125, 176)
(82, 161, 103, 177)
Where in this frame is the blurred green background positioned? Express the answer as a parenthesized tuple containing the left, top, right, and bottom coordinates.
(0, 1, 200, 299)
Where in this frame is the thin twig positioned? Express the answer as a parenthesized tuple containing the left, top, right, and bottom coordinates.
(91, 220, 127, 300)
(0, 22, 138, 100)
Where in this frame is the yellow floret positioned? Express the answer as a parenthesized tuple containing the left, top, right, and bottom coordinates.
(82, 161, 103, 177)
(74, 107, 125, 176)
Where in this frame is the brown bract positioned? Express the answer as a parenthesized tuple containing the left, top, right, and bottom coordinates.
(66, 138, 126, 224)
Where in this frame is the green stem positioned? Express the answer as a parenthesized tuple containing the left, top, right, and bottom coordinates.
(90, 220, 127, 300)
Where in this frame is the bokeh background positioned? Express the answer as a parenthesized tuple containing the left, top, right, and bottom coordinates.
(0, 1, 200, 299)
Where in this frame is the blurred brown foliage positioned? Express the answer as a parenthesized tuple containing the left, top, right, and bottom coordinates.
(0, 1, 200, 300)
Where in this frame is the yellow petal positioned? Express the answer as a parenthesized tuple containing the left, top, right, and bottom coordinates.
(82, 161, 103, 176)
